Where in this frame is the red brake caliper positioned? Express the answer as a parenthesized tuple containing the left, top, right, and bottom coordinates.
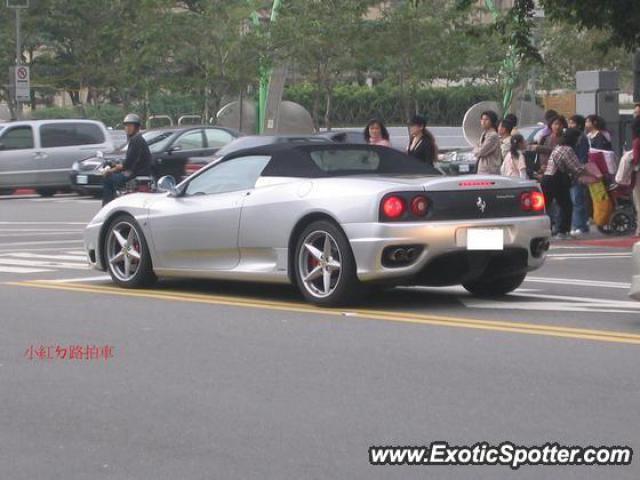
(132, 240, 140, 262)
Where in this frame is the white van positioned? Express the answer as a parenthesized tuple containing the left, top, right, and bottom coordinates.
(0, 119, 113, 196)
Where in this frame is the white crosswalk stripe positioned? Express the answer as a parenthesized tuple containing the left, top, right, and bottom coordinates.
(0, 249, 89, 274)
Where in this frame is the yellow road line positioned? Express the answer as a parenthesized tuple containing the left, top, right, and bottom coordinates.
(7, 280, 640, 346)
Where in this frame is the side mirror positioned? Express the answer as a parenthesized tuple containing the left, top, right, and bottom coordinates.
(168, 145, 182, 154)
(157, 175, 179, 196)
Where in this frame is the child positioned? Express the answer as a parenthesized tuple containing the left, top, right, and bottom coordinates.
(501, 134, 528, 179)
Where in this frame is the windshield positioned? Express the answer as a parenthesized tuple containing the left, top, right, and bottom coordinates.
(116, 130, 176, 153)
(214, 136, 330, 158)
(215, 137, 271, 157)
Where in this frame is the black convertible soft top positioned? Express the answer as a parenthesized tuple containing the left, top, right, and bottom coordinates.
(221, 143, 441, 178)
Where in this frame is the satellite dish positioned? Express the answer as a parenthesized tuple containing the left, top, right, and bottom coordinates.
(217, 99, 314, 135)
(216, 100, 257, 134)
(271, 101, 314, 134)
(462, 101, 501, 147)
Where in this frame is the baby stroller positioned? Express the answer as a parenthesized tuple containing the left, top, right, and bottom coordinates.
(589, 150, 637, 236)
(599, 184, 637, 235)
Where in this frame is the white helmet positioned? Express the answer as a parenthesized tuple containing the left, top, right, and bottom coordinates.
(123, 113, 141, 126)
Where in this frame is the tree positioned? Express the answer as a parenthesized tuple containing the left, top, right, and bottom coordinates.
(0, 7, 18, 118)
(537, 22, 632, 92)
(167, 0, 263, 121)
(271, 0, 377, 129)
(540, 0, 640, 52)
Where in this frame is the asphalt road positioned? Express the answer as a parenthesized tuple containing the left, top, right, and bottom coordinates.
(0, 193, 639, 480)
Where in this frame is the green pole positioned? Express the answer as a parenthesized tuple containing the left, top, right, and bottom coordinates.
(484, 0, 518, 113)
(256, 0, 283, 134)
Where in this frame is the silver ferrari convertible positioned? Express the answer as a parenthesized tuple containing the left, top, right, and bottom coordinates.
(84, 144, 551, 306)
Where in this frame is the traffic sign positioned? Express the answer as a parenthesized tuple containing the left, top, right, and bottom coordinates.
(11, 66, 30, 102)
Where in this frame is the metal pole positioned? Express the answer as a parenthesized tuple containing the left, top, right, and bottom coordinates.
(16, 8, 21, 65)
(15, 8, 23, 119)
(256, 0, 283, 133)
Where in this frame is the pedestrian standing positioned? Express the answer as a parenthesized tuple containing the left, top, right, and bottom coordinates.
(407, 115, 438, 167)
(474, 110, 501, 175)
(533, 109, 559, 144)
(529, 115, 567, 174)
(364, 118, 391, 147)
(631, 117, 640, 236)
(500, 134, 528, 179)
(504, 113, 519, 136)
(568, 114, 591, 236)
(585, 115, 613, 151)
(498, 118, 516, 162)
(541, 128, 592, 240)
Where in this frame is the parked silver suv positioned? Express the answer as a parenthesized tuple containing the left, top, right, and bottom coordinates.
(0, 119, 113, 196)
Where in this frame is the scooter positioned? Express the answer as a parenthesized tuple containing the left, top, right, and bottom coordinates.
(98, 156, 156, 197)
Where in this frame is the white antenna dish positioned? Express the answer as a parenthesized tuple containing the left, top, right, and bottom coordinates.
(462, 101, 501, 147)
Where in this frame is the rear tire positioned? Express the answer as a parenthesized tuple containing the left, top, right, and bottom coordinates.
(293, 220, 364, 307)
(36, 188, 57, 197)
(462, 272, 526, 297)
(103, 214, 156, 288)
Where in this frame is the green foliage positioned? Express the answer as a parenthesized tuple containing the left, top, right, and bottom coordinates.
(540, 0, 640, 52)
(537, 22, 633, 91)
(30, 104, 125, 127)
(285, 83, 496, 127)
(1, 0, 637, 125)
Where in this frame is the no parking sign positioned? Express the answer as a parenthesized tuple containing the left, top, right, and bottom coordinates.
(12, 65, 30, 102)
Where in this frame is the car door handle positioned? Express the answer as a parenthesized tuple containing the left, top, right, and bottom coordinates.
(33, 152, 48, 159)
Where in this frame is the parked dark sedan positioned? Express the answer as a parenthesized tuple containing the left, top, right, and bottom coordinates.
(70, 126, 240, 195)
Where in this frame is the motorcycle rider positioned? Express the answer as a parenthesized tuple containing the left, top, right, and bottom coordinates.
(102, 113, 152, 206)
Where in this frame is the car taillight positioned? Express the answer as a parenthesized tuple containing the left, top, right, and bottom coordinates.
(185, 163, 202, 175)
(382, 196, 406, 219)
(521, 191, 545, 212)
(410, 195, 429, 217)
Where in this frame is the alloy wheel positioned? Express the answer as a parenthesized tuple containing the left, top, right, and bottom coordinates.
(297, 230, 343, 298)
(106, 221, 142, 282)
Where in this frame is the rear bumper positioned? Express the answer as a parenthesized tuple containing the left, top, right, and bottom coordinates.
(343, 215, 551, 283)
(630, 241, 640, 300)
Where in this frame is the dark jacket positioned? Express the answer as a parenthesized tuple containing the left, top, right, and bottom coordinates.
(588, 132, 612, 151)
(407, 135, 437, 166)
(573, 133, 590, 164)
(123, 133, 152, 177)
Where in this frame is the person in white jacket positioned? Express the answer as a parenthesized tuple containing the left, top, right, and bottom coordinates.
(474, 110, 501, 175)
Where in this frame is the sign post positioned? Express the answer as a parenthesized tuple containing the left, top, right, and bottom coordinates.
(7, 0, 30, 118)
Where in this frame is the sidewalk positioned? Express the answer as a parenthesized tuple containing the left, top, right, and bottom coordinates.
(559, 231, 640, 249)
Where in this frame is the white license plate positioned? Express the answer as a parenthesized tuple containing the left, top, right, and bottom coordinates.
(76, 175, 88, 185)
(458, 164, 470, 173)
(467, 228, 504, 250)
